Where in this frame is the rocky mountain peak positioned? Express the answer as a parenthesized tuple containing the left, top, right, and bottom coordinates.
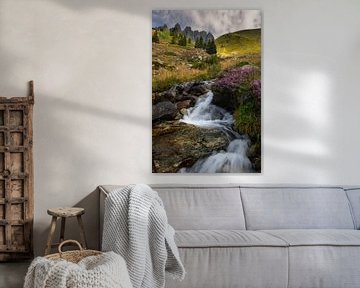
(174, 23, 181, 32)
(168, 24, 214, 43)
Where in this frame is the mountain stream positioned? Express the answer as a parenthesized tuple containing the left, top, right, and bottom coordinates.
(179, 91, 253, 173)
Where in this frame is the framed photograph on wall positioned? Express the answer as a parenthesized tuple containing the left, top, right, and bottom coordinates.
(152, 10, 261, 173)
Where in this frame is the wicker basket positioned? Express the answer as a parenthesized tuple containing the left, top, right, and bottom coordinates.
(45, 240, 102, 263)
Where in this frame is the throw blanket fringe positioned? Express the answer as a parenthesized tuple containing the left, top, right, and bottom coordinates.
(102, 184, 185, 288)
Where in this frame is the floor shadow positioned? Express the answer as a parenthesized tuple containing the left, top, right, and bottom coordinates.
(71, 188, 100, 250)
(0, 260, 31, 288)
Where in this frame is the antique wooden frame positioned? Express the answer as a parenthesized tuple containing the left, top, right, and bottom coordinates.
(0, 81, 34, 261)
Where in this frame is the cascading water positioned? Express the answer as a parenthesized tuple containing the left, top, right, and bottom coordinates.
(179, 91, 253, 173)
(181, 91, 233, 128)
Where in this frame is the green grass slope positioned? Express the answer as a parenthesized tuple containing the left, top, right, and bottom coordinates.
(216, 29, 261, 57)
(155, 29, 172, 42)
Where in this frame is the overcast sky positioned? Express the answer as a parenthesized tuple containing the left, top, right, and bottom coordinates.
(152, 10, 261, 38)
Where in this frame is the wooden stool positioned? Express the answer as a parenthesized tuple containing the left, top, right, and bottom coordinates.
(45, 207, 87, 255)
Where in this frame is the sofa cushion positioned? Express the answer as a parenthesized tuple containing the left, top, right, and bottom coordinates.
(287, 246, 360, 288)
(153, 186, 246, 230)
(262, 229, 360, 246)
(240, 187, 355, 230)
(100, 185, 246, 230)
(175, 230, 288, 248)
(165, 247, 289, 288)
(261, 230, 360, 288)
(345, 188, 360, 229)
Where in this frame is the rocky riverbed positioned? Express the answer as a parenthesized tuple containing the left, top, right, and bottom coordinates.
(153, 121, 229, 173)
(152, 80, 257, 173)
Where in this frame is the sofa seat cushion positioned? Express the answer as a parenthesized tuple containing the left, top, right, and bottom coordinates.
(260, 230, 360, 288)
(262, 229, 360, 246)
(175, 230, 288, 248)
(165, 246, 289, 288)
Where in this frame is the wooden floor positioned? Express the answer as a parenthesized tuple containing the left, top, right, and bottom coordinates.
(0, 261, 30, 288)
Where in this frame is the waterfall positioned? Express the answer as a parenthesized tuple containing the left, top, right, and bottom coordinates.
(180, 91, 233, 128)
(179, 138, 253, 173)
(179, 91, 253, 173)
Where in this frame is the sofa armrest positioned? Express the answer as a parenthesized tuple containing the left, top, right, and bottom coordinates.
(99, 186, 109, 250)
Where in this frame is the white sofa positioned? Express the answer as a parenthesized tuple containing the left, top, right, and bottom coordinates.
(99, 185, 360, 288)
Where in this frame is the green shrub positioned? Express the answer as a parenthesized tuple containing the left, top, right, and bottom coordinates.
(206, 55, 219, 65)
(237, 61, 250, 67)
(234, 97, 261, 172)
(191, 60, 207, 70)
(158, 30, 171, 42)
(164, 51, 177, 56)
(152, 31, 160, 43)
(234, 99, 261, 141)
(206, 63, 221, 78)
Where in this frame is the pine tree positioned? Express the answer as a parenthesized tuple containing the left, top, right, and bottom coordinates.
(178, 34, 182, 46)
(199, 37, 204, 49)
(195, 38, 200, 48)
(178, 34, 187, 46)
(188, 38, 192, 45)
(171, 33, 180, 45)
(206, 40, 217, 54)
(183, 35, 187, 46)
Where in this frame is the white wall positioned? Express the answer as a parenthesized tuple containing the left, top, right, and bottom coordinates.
(0, 0, 359, 255)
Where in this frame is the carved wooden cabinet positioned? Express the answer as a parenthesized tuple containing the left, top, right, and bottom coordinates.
(0, 82, 34, 261)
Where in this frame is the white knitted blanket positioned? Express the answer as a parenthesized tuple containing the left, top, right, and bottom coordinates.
(102, 184, 185, 288)
(24, 251, 133, 288)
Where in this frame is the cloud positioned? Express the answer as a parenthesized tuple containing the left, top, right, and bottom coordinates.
(152, 10, 261, 38)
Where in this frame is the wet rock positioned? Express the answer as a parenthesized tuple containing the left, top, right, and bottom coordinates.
(182, 80, 213, 94)
(248, 143, 259, 159)
(175, 83, 186, 94)
(172, 81, 211, 99)
(152, 121, 229, 173)
(175, 92, 199, 104)
(174, 113, 183, 120)
(254, 159, 261, 172)
(176, 100, 192, 110)
(152, 101, 177, 122)
(175, 92, 188, 101)
(248, 142, 261, 172)
(154, 80, 212, 104)
(153, 88, 177, 104)
(188, 82, 211, 96)
(164, 88, 177, 101)
(180, 108, 188, 115)
(212, 87, 237, 112)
